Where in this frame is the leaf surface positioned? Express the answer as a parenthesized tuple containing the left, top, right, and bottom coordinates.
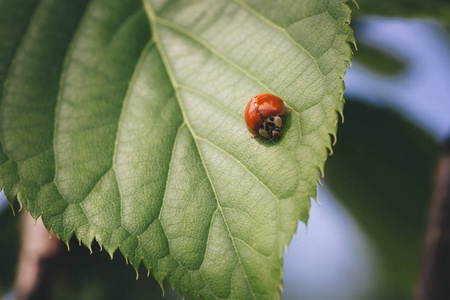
(0, 0, 354, 298)
(0, 0, 39, 203)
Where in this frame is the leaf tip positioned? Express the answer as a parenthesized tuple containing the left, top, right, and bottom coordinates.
(351, 40, 358, 52)
(319, 165, 325, 179)
(346, 59, 353, 69)
(328, 147, 334, 156)
(134, 267, 139, 280)
(304, 223, 309, 234)
(158, 280, 165, 297)
(346, 0, 360, 10)
(8, 201, 16, 216)
(312, 193, 322, 206)
(331, 132, 338, 146)
(338, 108, 345, 124)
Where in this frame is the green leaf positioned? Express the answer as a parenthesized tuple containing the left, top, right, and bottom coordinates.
(0, 0, 355, 298)
(325, 100, 440, 299)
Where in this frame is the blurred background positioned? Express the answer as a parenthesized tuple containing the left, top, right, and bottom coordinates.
(1, 1, 449, 299)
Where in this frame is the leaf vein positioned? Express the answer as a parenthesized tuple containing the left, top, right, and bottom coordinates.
(113, 39, 155, 231)
(177, 84, 243, 121)
(53, 0, 98, 205)
(195, 136, 282, 204)
(231, 0, 325, 76)
(157, 121, 185, 221)
(152, 17, 303, 116)
(143, 2, 257, 298)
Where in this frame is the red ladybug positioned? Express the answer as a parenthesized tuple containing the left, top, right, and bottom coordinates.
(244, 93, 291, 139)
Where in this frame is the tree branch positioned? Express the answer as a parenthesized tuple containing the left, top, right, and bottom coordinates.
(12, 214, 61, 300)
(416, 138, 450, 300)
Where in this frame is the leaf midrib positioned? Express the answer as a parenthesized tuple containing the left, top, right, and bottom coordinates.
(141, 0, 316, 292)
(143, 1, 259, 298)
(150, 14, 304, 160)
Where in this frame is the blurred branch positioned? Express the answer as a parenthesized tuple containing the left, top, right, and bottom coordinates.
(12, 214, 61, 300)
(416, 138, 450, 300)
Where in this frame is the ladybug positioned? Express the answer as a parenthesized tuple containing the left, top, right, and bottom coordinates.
(244, 93, 291, 139)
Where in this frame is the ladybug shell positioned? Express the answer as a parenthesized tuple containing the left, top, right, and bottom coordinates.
(244, 93, 285, 136)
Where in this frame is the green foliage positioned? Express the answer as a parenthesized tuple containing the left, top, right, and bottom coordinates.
(354, 42, 406, 75)
(326, 100, 440, 299)
(354, 0, 450, 23)
(0, 0, 354, 298)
